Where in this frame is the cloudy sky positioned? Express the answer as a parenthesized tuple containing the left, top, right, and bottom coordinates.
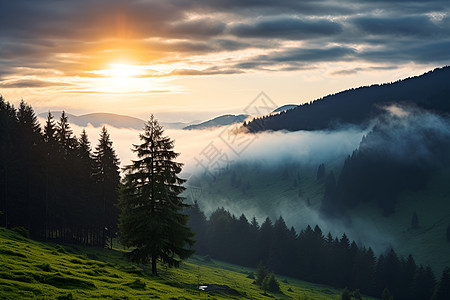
(1, 0, 449, 122)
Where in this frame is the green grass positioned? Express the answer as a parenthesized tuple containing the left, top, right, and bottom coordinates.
(0, 227, 378, 299)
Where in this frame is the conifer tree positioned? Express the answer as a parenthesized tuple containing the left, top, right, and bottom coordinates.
(411, 212, 419, 229)
(118, 115, 194, 275)
(431, 268, 450, 300)
(16, 100, 44, 236)
(43, 112, 59, 238)
(93, 126, 120, 248)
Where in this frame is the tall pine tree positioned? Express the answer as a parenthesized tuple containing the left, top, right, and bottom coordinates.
(118, 115, 195, 275)
(93, 126, 120, 248)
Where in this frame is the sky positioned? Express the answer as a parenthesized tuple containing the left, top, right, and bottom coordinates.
(1, 0, 450, 122)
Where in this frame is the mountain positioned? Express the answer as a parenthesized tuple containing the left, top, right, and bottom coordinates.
(245, 66, 450, 132)
(37, 112, 192, 130)
(38, 112, 146, 130)
(271, 104, 298, 113)
(183, 114, 249, 130)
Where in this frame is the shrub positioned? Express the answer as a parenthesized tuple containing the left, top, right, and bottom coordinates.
(262, 273, 281, 293)
(341, 287, 351, 300)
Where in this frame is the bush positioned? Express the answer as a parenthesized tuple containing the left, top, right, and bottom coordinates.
(125, 279, 146, 290)
(262, 273, 280, 293)
(11, 226, 29, 238)
(255, 262, 269, 286)
(341, 288, 351, 300)
(38, 263, 52, 272)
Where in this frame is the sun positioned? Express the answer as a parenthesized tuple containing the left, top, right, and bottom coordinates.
(84, 62, 175, 94)
(104, 63, 143, 78)
(93, 63, 145, 79)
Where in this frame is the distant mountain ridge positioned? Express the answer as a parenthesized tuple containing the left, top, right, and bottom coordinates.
(183, 114, 249, 130)
(245, 66, 450, 132)
(37, 112, 192, 130)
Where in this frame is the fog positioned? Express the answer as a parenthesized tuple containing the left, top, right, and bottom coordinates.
(38, 105, 450, 255)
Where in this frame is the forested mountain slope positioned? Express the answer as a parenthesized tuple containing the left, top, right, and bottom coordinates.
(244, 66, 450, 132)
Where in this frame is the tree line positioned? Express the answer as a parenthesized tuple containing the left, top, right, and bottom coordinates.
(0, 96, 120, 246)
(187, 203, 449, 300)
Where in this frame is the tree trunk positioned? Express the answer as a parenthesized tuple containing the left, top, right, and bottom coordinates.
(152, 255, 158, 276)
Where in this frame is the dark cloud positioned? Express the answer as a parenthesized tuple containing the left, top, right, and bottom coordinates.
(0, 79, 73, 88)
(169, 67, 243, 76)
(331, 68, 364, 76)
(230, 17, 343, 39)
(352, 15, 450, 37)
(267, 46, 356, 63)
(0, 0, 449, 78)
(359, 40, 450, 63)
(166, 18, 226, 38)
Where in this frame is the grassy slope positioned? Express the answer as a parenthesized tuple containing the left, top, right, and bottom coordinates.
(0, 228, 377, 299)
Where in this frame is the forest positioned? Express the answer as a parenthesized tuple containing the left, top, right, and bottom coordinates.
(186, 203, 450, 300)
(0, 96, 120, 245)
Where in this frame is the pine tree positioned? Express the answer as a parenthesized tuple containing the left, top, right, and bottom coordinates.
(0, 97, 19, 228)
(76, 129, 95, 243)
(43, 112, 59, 239)
(431, 267, 450, 300)
(262, 273, 281, 293)
(317, 163, 325, 182)
(16, 100, 44, 236)
(341, 288, 351, 300)
(256, 262, 270, 286)
(118, 115, 195, 275)
(56, 111, 77, 154)
(411, 212, 419, 229)
(93, 126, 120, 248)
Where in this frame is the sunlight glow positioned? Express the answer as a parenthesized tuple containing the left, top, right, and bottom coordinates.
(90, 63, 146, 78)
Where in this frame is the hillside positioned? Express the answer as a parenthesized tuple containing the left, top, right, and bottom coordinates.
(244, 66, 450, 132)
(0, 227, 373, 299)
(184, 114, 249, 130)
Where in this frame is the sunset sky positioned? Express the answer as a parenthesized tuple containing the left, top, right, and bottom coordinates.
(1, 0, 449, 122)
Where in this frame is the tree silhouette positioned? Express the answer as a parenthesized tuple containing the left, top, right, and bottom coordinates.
(93, 126, 120, 248)
(118, 115, 194, 275)
(411, 212, 419, 229)
(432, 267, 450, 300)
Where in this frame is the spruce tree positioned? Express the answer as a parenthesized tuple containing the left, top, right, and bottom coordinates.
(431, 267, 450, 300)
(43, 112, 59, 238)
(118, 115, 195, 275)
(16, 100, 44, 236)
(93, 126, 120, 248)
(411, 212, 419, 229)
(76, 129, 95, 242)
